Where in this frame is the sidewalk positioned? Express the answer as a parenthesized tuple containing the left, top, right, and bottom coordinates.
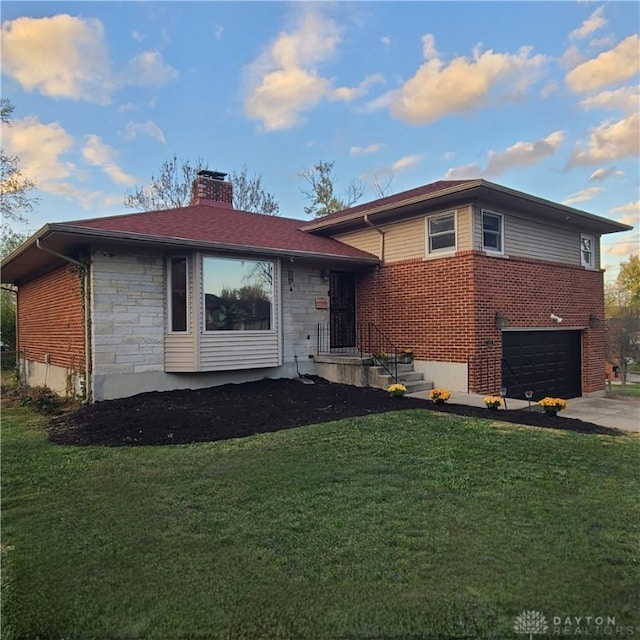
(406, 389, 640, 433)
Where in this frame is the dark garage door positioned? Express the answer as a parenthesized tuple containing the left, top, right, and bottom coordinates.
(502, 330, 582, 401)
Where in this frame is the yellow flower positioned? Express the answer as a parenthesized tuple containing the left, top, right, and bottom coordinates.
(388, 383, 407, 397)
(538, 397, 567, 411)
(484, 396, 503, 408)
(429, 388, 451, 402)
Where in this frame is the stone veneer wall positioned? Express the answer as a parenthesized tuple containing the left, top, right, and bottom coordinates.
(91, 251, 165, 399)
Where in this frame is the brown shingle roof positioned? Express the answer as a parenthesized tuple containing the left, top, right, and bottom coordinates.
(64, 203, 377, 260)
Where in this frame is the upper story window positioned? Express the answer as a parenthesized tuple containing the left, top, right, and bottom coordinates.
(203, 257, 274, 331)
(168, 257, 188, 332)
(482, 211, 503, 253)
(580, 234, 594, 268)
(427, 212, 456, 254)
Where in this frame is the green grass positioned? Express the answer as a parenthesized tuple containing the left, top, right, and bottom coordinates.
(2, 407, 639, 640)
(608, 381, 640, 398)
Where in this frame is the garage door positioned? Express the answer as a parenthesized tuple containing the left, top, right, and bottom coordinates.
(502, 330, 582, 401)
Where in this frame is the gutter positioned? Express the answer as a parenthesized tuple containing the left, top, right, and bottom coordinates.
(35, 239, 92, 403)
(364, 214, 385, 261)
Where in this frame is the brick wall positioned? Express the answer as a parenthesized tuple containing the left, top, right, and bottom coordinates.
(356, 251, 605, 395)
(18, 265, 85, 371)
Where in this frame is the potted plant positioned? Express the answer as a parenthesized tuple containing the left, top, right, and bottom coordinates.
(538, 397, 567, 415)
(399, 348, 413, 364)
(372, 351, 388, 366)
(429, 388, 451, 404)
(484, 396, 503, 410)
(388, 383, 407, 398)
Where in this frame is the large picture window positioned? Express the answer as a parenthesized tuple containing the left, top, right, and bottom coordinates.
(427, 212, 456, 253)
(203, 257, 274, 331)
(169, 257, 188, 332)
(482, 211, 503, 252)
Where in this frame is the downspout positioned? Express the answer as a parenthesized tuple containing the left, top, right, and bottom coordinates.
(363, 214, 385, 261)
(35, 239, 92, 402)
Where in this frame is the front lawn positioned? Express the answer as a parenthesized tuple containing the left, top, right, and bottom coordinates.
(2, 407, 639, 639)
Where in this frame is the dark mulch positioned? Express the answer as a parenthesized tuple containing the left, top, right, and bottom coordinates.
(45, 376, 624, 447)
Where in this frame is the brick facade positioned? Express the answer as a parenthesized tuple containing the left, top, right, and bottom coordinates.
(356, 251, 605, 395)
(18, 265, 85, 371)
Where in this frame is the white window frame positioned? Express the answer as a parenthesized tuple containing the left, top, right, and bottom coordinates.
(481, 210, 504, 254)
(167, 256, 189, 333)
(426, 211, 457, 255)
(580, 234, 595, 269)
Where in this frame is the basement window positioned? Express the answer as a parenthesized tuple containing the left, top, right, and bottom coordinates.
(427, 212, 456, 253)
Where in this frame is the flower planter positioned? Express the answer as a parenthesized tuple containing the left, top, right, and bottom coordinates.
(399, 355, 413, 365)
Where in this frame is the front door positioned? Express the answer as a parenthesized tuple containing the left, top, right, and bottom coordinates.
(329, 271, 356, 350)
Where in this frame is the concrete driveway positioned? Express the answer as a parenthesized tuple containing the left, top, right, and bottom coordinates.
(408, 390, 640, 433)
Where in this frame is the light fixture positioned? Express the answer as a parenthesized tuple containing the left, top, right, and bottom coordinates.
(495, 312, 509, 329)
(320, 269, 329, 282)
(589, 314, 602, 329)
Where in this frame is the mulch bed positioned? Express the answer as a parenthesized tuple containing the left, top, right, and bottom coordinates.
(45, 376, 624, 447)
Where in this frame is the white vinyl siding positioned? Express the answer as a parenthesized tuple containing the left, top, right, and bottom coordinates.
(165, 335, 198, 371)
(199, 333, 280, 370)
(384, 218, 425, 262)
(472, 206, 601, 267)
(332, 228, 381, 257)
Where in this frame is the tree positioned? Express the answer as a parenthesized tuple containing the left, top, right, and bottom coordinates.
(229, 166, 279, 216)
(125, 155, 280, 215)
(617, 254, 640, 307)
(605, 254, 640, 386)
(1, 99, 39, 234)
(299, 161, 365, 217)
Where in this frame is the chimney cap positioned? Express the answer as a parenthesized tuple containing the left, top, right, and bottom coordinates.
(197, 169, 227, 181)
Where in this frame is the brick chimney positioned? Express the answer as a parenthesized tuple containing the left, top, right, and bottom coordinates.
(191, 170, 233, 208)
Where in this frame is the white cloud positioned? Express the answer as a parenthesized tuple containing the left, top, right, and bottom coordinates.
(123, 120, 167, 144)
(562, 186, 604, 205)
(589, 167, 624, 182)
(610, 201, 640, 218)
(385, 35, 546, 125)
(391, 154, 423, 172)
(82, 135, 137, 185)
(605, 232, 640, 257)
(0, 14, 178, 104)
(213, 24, 224, 40)
(350, 143, 383, 156)
(131, 30, 145, 42)
(122, 51, 178, 88)
(1, 116, 75, 184)
(569, 6, 607, 40)
(381, 36, 391, 48)
(118, 103, 138, 113)
(578, 85, 639, 114)
(243, 9, 379, 131)
(569, 112, 640, 166)
(445, 131, 564, 179)
(540, 82, 559, 99)
(560, 44, 584, 69)
(331, 75, 384, 102)
(566, 35, 640, 93)
(1, 14, 113, 103)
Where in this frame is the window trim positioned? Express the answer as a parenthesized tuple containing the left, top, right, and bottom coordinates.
(580, 234, 595, 269)
(167, 256, 189, 333)
(201, 255, 276, 333)
(426, 210, 457, 255)
(481, 210, 504, 254)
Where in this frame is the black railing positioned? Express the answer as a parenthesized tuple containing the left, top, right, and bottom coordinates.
(317, 322, 400, 382)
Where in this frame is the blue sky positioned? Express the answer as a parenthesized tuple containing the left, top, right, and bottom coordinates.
(1, 1, 638, 281)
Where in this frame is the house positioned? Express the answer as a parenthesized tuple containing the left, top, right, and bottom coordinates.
(1, 170, 630, 402)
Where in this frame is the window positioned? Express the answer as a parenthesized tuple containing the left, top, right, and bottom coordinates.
(482, 211, 503, 252)
(580, 234, 594, 268)
(203, 257, 274, 331)
(169, 257, 188, 332)
(427, 212, 456, 253)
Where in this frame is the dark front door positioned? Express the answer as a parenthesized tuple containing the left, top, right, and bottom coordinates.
(329, 271, 356, 350)
(502, 330, 582, 400)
